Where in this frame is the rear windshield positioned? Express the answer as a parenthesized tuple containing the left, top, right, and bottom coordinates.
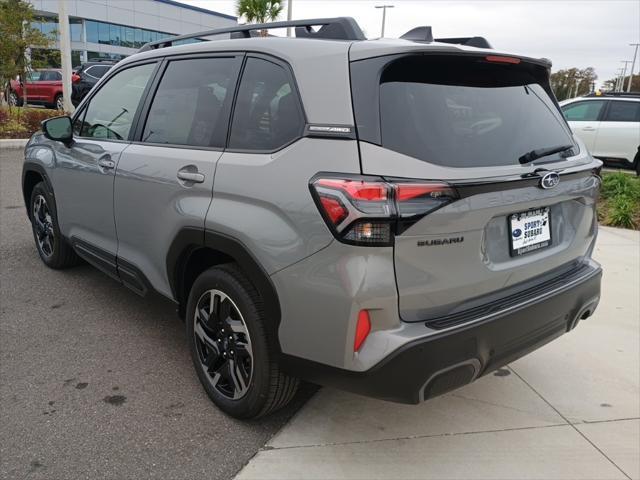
(370, 55, 574, 168)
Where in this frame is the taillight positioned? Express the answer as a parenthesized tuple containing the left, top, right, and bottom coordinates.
(310, 175, 458, 246)
(71, 73, 81, 83)
(484, 55, 521, 64)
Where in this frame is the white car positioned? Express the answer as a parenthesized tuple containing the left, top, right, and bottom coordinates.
(560, 94, 640, 174)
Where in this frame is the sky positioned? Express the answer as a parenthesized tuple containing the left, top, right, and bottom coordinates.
(183, 0, 639, 87)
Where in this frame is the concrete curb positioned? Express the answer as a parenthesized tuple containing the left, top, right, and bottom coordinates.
(0, 139, 29, 149)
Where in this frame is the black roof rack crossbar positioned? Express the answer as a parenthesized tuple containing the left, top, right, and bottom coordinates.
(139, 17, 365, 52)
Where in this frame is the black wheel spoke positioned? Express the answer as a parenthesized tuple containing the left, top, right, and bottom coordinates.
(32, 195, 55, 258)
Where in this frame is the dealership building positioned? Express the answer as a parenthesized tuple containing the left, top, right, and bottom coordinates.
(27, 0, 237, 67)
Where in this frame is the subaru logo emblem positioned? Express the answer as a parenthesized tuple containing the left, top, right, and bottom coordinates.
(540, 172, 560, 189)
(512, 228, 522, 238)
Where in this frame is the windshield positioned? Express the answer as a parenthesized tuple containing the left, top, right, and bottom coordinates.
(377, 55, 574, 168)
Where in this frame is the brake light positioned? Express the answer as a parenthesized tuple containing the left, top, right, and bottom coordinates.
(485, 55, 521, 64)
(310, 176, 458, 246)
(319, 195, 348, 225)
(354, 310, 371, 352)
(71, 73, 81, 83)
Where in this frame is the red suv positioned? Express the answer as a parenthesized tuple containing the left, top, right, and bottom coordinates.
(9, 69, 64, 110)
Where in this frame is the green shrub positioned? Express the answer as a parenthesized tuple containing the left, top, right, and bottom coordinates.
(599, 172, 640, 230)
(601, 172, 640, 200)
(0, 106, 60, 139)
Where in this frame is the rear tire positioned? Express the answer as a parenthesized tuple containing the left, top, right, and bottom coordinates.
(186, 264, 298, 419)
(29, 182, 79, 269)
(53, 94, 64, 111)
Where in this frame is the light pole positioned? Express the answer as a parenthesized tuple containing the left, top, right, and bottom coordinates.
(620, 60, 632, 92)
(375, 5, 394, 38)
(627, 43, 639, 92)
(286, 0, 293, 37)
(58, 0, 74, 112)
(615, 68, 624, 91)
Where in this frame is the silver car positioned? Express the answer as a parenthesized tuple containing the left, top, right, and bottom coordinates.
(22, 18, 602, 419)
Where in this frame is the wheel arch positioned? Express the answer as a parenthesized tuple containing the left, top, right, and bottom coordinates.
(22, 162, 53, 219)
(167, 228, 283, 350)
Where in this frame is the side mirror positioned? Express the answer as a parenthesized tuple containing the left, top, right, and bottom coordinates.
(42, 116, 73, 145)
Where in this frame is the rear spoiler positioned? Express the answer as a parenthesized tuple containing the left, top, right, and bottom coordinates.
(400, 26, 492, 49)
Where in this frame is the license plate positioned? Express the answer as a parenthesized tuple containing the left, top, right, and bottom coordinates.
(509, 207, 551, 256)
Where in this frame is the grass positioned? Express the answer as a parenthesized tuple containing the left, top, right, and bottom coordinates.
(598, 172, 640, 230)
(0, 106, 61, 139)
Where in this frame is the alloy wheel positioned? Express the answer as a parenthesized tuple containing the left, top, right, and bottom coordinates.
(56, 96, 64, 110)
(8, 92, 18, 106)
(193, 289, 253, 400)
(33, 194, 54, 257)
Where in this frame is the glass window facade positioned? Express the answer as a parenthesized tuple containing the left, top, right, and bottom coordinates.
(84, 20, 173, 48)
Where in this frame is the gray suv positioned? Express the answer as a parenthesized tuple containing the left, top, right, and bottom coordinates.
(22, 18, 603, 419)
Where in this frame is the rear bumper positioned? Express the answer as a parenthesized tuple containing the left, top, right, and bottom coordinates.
(281, 261, 601, 404)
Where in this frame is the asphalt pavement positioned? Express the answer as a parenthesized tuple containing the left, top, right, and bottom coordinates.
(0, 147, 312, 479)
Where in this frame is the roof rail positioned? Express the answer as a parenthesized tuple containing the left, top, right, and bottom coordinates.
(138, 17, 366, 52)
(585, 91, 640, 98)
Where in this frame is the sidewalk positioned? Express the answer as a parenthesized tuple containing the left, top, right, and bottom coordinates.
(236, 227, 640, 480)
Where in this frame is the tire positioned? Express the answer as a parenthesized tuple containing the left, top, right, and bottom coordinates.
(634, 150, 640, 176)
(53, 94, 64, 111)
(29, 182, 79, 269)
(8, 91, 22, 107)
(186, 264, 298, 419)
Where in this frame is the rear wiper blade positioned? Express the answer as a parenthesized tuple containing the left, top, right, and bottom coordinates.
(518, 144, 574, 165)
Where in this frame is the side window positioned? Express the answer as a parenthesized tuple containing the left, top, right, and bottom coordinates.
(27, 71, 42, 82)
(604, 101, 640, 122)
(229, 57, 304, 151)
(142, 57, 239, 148)
(561, 101, 605, 122)
(86, 65, 110, 79)
(79, 63, 155, 140)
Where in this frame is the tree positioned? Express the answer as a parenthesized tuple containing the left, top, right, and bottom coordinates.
(550, 67, 598, 101)
(0, 0, 53, 106)
(236, 0, 284, 36)
(602, 75, 640, 92)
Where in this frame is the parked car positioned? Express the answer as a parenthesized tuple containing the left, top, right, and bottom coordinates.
(22, 17, 603, 419)
(560, 93, 640, 174)
(71, 60, 115, 107)
(9, 69, 65, 110)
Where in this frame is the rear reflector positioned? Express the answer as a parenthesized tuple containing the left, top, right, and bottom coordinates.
(485, 55, 521, 64)
(354, 310, 371, 352)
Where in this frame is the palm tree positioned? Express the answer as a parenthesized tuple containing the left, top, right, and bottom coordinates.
(236, 0, 284, 36)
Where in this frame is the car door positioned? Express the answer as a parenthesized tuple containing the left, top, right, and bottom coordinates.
(592, 100, 640, 164)
(51, 61, 158, 279)
(24, 71, 43, 102)
(113, 54, 242, 298)
(561, 100, 607, 153)
(39, 70, 61, 104)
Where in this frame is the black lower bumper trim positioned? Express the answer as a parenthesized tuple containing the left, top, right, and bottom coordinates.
(280, 263, 602, 404)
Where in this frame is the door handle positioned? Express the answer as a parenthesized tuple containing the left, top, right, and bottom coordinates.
(98, 158, 115, 169)
(177, 170, 205, 183)
(581, 127, 596, 131)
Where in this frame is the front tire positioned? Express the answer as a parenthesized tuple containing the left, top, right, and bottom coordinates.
(186, 264, 298, 419)
(8, 91, 22, 107)
(29, 182, 79, 269)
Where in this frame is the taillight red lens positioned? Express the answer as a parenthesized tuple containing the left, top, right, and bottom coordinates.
(311, 176, 458, 245)
(354, 310, 371, 352)
(319, 195, 348, 225)
(317, 179, 388, 201)
(396, 183, 453, 201)
(485, 55, 521, 64)
(71, 73, 81, 83)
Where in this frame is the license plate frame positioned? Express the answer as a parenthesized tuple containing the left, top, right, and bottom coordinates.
(508, 207, 552, 257)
